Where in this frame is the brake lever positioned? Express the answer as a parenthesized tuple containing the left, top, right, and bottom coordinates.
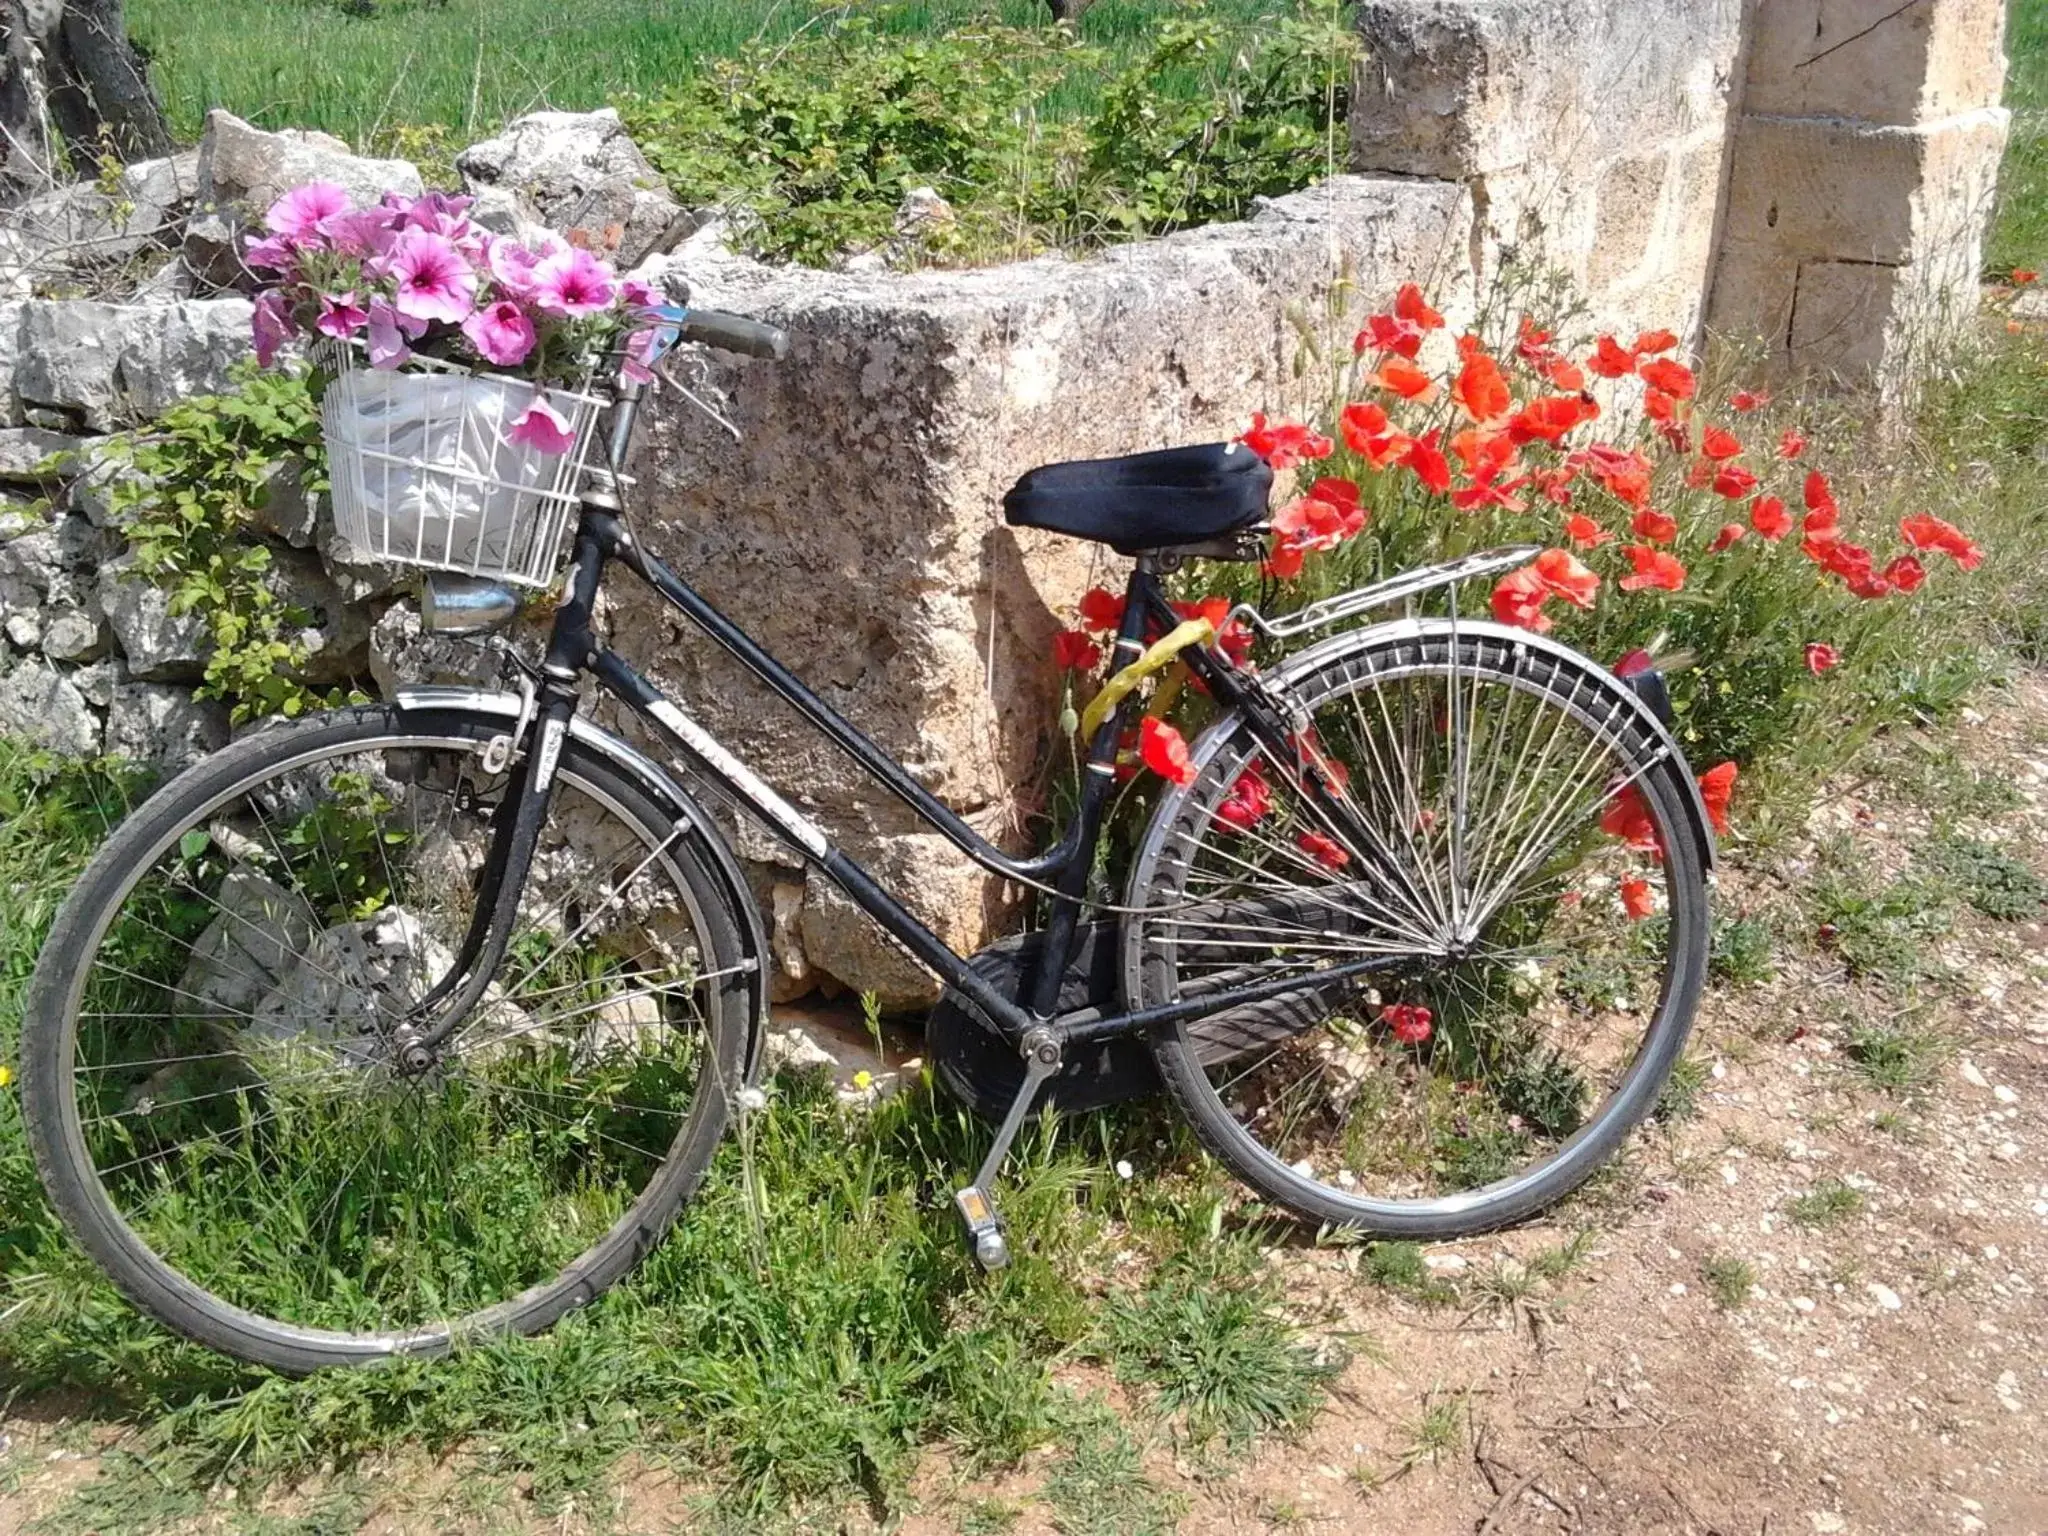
(654, 358, 743, 443)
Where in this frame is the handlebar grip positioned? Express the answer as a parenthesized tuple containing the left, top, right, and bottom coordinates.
(679, 309, 790, 360)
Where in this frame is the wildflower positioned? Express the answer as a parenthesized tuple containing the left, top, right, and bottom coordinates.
(265, 180, 350, 239)
(1729, 389, 1770, 412)
(365, 300, 419, 369)
(852, 1069, 874, 1092)
(1542, 355, 1588, 392)
(461, 299, 537, 367)
(1355, 312, 1424, 358)
(529, 244, 618, 319)
(2015, 269, 2040, 284)
(1491, 565, 1552, 632)
(1564, 512, 1611, 548)
(1240, 412, 1333, 468)
(1899, 512, 1984, 570)
(1453, 472, 1527, 513)
(1779, 427, 1807, 459)
(1572, 443, 1654, 508)
(1452, 348, 1512, 423)
(1621, 876, 1656, 920)
(1372, 355, 1438, 402)
(1638, 357, 1696, 399)
(1383, 1003, 1433, 1044)
(1532, 548, 1600, 608)
(508, 396, 577, 454)
(1340, 401, 1412, 468)
(1588, 335, 1638, 378)
(242, 233, 295, 273)
(1805, 642, 1840, 674)
(1139, 716, 1196, 786)
(1263, 538, 1307, 580)
(1296, 830, 1352, 871)
(1508, 394, 1594, 444)
(1803, 470, 1840, 523)
(384, 229, 477, 325)
(1620, 546, 1687, 592)
(1700, 426, 1744, 459)
(1882, 553, 1927, 593)
(1115, 1159, 1135, 1180)
(1403, 430, 1452, 494)
(1051, 629, 1100, 671)
(250, 292, 294, 368)
(1711, 464, 1759, 500)
(736, 1085, 768, 1112)
(1602, 786, 1661, 853)
(1697, 761, 1737, 836)
(1078, 587, 1126, 633)
(323, 205, 398, 259)
(1215, 765, 1272, 832)
(1631, 507, 1678, 544)
(1633, 328, 1679, 355)
(1749, 494, 1791, 540)
(1274, 492, 1358, 551)
(1395, 281, 1445, 331)
(1708, 522, 1745, 553)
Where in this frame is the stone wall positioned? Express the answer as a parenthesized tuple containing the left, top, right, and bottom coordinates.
(0, 0, 2014, 1005)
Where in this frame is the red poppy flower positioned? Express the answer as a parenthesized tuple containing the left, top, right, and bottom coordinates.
(2014, 269, 2039, 284)
(1516, 316, 1554, 362)
(1633, 329, 1680, 356)
(1712, 464, 1760, 500)
(1215, 765, 1272, 832)
(1383, 1002, 1433, 1045)
(1612, 648, 1655, 678)
(1588, 335, 1639, 378)
(1684, 457, 1715, 490)
(1395, 282, 1445, 331)
(1749, 494, 1792, 540)
(1354, 312, 1424, 359)
(1491, 565, 1553, 632)
(1340, 401, 1412, 469)
(1544, 356, 1589, 392)
(1700, 426, 1744, 460)
(1645, 388, 1680, 426)
(1240, 412, 1333, 469)
(1263, 537, 1308, 581)
(1078, 586, 1126, 633)
(1638, 357, 1696, 399)
(1532, 548, 1601, 608)
(1287, 731, 1352, 798)
(1139, 716, 1197, 786)
(1273, 482, 1366, 551)
(1452, 350, 1513, 423)
(1373, 356, 1438, 401)
(1729, 389, 1770, 413)
(1052, 629, 1101, 672)
(1779, 427, 1807, 459)
(1453, 473, 1528, 514)
(1882, 553, 1926, 593)
(1803, 470, 1839, 521)
(1601, 785, 1660, 852)
(1847, 572, 1893, 601)
(1709, 522, 1746, 553)
(1532, 464, 1579, 505)
(1621, 876, 1656, 921)
(1697, 761, 1737, 836)
(1899, 512, 1984, 570)
(1509, 394, 1594, 444)
(1804, 642, 1840, 675)
(1570, 443, 1654, 508)
(1451, 428, 1518, 480)
(1564, 512, 1611, 548)
(1631, 507, 1677, 544)
(1296, 829, 1352, 872)
(1620, 546, 1687, 592)
(1403, 431, 1453, 494)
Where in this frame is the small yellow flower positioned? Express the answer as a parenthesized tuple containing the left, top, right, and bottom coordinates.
(852, 1069, 873, 1092)
(0, 1064, 13, 1088)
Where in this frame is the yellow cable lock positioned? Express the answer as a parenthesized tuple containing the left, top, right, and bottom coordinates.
(1078, 618, 1215, 740)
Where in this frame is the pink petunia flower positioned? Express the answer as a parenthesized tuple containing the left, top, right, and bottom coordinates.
(315, 291, 370, 340)
(320, 205, 399, 260)
(399, 191, 474, 233)
(484, 234, 556, 302)
(620, 277, 660, 311)
(386, 229, 477, 326)
(462, 300, 538, 368)
(528, 246, 617, 319)
(508, 396, 577, 454)
(251, 292, 294, 368)
(243, 233, 295, 273)
(265, 181, 350, 240)
(365, 300, 425, 369)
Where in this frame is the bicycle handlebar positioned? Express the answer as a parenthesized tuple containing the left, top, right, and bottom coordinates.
(677, 309, 790, 360)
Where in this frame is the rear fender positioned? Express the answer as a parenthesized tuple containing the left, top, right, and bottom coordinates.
(394, 685, 771, 1080)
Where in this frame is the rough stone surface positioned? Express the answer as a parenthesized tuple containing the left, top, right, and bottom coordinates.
(456, 109, 687, 268)
(0, 151, 200, 298)
(1743, 0, 2008, 127)
(270, 546, 372, 686)
(100, 550, 210, 682)
(0, 657, 99, 756)
(1351, 0, 1746, 337)
(103, 681, 229, 770)
(615, 175, 1469, 1002)
(16, 299, 255, 431)
(0, 425, 86, 481)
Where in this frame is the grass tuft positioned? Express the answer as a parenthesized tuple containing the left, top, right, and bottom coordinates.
(1785, 1179, 1865, 1229)
(1699, 1253, 1756, 1310)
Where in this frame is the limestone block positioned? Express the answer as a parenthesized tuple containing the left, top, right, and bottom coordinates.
(194, 110, 421, 219)
(456, 109, 687, 268)
(104, 682, 229, 769)
(610, 174, 1468, 1001)
(0, 657, 100, 756)
(16, 299, 255, 431)
(0, 425, 87, 482)
(101, 550, 210, 682)
(1743, 0, 2008, 127)
(270, 546, 371, 686)
(0, 151, 200, 296)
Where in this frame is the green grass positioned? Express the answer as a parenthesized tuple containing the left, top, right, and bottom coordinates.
(126, 0, 1283, 152)
(1993, 0, 2048, 273)
(1844, 1018, 1948, 1097)
(1699, 1253, 1755, 1310)
(1785, 1178, 1865, 1229)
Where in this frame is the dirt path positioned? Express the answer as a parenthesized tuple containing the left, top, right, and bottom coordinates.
(6, 677, 2045, 1535)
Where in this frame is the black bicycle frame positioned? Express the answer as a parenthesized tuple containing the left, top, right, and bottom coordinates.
(425, 493, 1395, 1060)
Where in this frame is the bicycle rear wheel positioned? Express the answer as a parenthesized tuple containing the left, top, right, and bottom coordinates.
(1129, 624, 1710, 1238)
(22, 705, 748, 1372)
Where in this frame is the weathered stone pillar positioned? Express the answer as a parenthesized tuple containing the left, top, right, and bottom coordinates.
(1706, 0, 2010, 390)
(1349, 0, 1748, 339)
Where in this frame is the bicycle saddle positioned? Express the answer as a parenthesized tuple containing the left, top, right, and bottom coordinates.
(1002, 442, 1272, 555)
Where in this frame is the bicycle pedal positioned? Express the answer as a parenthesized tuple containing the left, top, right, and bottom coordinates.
(953, 1185, 1011, 1271)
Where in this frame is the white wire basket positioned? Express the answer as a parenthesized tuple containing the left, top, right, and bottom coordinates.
(318, 342, 608, 587)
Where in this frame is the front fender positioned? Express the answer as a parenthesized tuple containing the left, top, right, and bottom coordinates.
(394, 685, 771, 1080)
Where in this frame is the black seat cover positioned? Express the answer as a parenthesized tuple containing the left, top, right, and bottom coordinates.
(1002, 442, 1272, 554)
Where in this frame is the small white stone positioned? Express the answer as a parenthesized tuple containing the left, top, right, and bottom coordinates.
(1793, 1297, 1817, 1313)
(1722, 1164, 1740, 1186)
(1960, 1061, 1991, 1089)
(1867, 1282, 1903, 1311)
(1115, 1159, 1134, 1180)
(1993, 1142, 2021, 1162)
(1424, 1253, 1468, 1274)
(1670, 1282, 1688, 1297)
(1994, 1084, 2019, 1104)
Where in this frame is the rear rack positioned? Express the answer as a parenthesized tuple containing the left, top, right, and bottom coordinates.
(1240, 545, 1541, 641)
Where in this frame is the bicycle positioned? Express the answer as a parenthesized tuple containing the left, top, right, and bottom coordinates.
(19, 303, 1716, 1373)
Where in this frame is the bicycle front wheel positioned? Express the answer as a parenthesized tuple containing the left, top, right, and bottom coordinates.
(1129, 624, 1711, 1238)
(22, 705, 748, 1372)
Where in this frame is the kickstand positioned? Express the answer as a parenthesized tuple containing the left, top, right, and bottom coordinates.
(954, 1025, 1062, 1271)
